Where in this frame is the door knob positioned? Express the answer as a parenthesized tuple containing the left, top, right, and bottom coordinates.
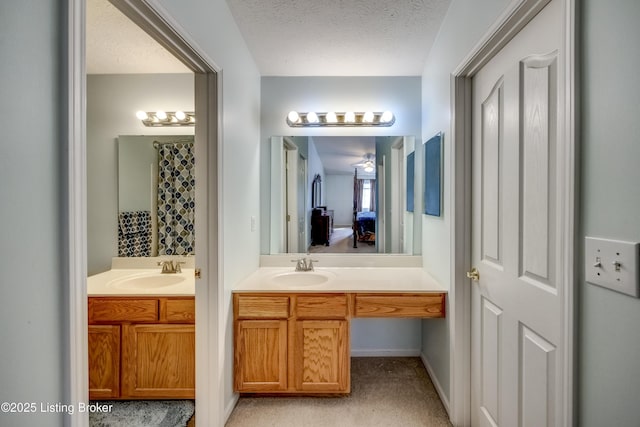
(466, 267, 480, 281)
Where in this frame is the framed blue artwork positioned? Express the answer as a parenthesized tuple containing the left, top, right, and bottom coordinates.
(424, 132, 442, 216)
(406, 151, 415, 212)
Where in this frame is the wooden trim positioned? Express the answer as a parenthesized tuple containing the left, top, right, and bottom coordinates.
(354, 293, 445, 318)
(236, 295, 290, 319)
(88, 298, 158, 323)
(295, 294, 348, 319)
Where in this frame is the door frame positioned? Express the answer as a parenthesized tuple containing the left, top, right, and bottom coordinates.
(448, 0, 577, 425)
(67, 1, 222, 425)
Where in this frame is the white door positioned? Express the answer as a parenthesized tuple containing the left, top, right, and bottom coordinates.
(297, 154, 307, 251)
(471, 1, 566, 426)
(377, 156, 386, 253)
(285, 148, 299, 253)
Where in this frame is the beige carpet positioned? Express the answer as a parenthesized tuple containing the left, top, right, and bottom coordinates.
(225, 357, 452, 427)
(308, 227, 377, 254)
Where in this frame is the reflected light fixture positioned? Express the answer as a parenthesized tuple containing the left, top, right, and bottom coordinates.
(286, 110, 395, 127)
(136, 110, 195, 127)
(363, 161, 374, 173)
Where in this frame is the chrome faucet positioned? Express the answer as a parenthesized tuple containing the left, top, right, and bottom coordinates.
(157, 260, 185, 274)
(292, 255, 318, 272)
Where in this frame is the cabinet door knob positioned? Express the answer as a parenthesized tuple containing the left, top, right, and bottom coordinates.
(466, 267, 480, 281)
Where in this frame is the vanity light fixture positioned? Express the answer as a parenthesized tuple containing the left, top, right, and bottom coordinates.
(136, 110, 195, 127)
(286, 110, 395, 127)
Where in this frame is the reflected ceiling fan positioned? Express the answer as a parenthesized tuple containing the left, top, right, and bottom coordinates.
(351, 153, 376, 172)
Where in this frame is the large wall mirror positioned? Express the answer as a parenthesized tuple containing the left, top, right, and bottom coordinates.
(269, 135, 419, 255)
(118, 135, 195, 257)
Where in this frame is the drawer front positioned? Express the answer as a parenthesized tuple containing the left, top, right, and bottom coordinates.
(163, 298, 195, 323)
(354, 293, 445, 318)
(89, 298, 158, 323)
(296, 294, 348, 319)
(236, 295, 290, 319)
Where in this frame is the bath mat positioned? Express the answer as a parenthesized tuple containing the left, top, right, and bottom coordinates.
(89, 400, 194, 427)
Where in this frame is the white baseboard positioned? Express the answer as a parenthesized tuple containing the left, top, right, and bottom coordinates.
(420, 352, 450, 416)
(351, 348, 421, 357)
(224, 394, 239, 424)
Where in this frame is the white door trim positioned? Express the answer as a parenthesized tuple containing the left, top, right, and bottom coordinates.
(67, 1, 223, 425)
(448, 0, 577, 425)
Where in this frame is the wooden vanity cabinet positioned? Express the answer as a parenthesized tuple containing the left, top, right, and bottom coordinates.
(233, 291, 446, 395)
(88, 296, 195, 400)
(234, 293, 350, 394)
(88, 325, 120, 398)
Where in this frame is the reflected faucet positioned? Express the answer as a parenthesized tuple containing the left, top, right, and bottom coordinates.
(157, 260, 185, 274)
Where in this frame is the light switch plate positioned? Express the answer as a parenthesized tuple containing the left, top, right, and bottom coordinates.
(585, 237, 639, 298)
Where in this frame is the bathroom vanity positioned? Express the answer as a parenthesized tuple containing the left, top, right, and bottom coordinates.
(233, 265, 446, 394)
(87, 262, 195, 400)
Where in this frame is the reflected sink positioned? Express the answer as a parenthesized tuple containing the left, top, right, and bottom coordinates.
(107, 273, 186, 290)
(267, 271, 335, 287)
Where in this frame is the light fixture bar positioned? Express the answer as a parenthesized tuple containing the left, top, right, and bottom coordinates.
(286, 111, 395, 127)
(137, 111, 195, 127)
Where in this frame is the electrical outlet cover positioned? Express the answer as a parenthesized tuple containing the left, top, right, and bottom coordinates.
(585, 237, 639, 298)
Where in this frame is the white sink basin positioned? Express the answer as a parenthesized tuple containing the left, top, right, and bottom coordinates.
(267, 271, 335, 287)
(107, 273, 187, 290)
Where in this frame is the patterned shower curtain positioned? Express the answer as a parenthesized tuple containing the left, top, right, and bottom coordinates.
(156, 142, 195, 255)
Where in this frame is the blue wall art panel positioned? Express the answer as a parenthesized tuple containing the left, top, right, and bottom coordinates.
(424, 133, 442, 216)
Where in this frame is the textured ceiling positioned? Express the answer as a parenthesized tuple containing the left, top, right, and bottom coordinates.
(86, 0, 189, 74)
(313, 136, 376, 175)
(227, 0, 451, 76)
(87, 0, 451, 76)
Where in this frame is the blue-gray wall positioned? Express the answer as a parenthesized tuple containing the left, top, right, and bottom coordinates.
(87, 73, 194, 276)
(579, 0, 640, 425)
(420, 0, 512, 403)
(0, 2, 66, 426)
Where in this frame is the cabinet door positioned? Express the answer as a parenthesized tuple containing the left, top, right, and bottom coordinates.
(234, 320, 287, 392)
(88, 325, 120, 399)
(294, 320, 349, 392)
(121, 324, 195, 398)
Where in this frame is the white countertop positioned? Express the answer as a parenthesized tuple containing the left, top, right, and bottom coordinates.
(233, 267, 447, 293)
(88, 268, 195, 296)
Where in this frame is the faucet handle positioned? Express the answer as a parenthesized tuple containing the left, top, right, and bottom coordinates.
(174, 261, 186, 273)
(306, 258, 319, 271)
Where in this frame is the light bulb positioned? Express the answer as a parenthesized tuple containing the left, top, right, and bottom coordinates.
(288, 111, 300, 123)
(155, 111, 167, 120)
(345, 112, 356, 123)
(175, 111, 186, 121)
(325, 112, 337, 123)
(136, 111, 148, 120)
(364, 165, 374, 172)
(380, 111, 393, 123)
(306, 112, 319, 123)
(363, 111, 374, 123)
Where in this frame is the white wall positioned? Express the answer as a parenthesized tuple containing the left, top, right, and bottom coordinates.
(325, 175, 353, 226)
(419, 0, 512, 401)
(155, 0, 262, 417)
(87, 73, 194, 275)
(579, 0, 640, 425)
(0, 2, 66, 426)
